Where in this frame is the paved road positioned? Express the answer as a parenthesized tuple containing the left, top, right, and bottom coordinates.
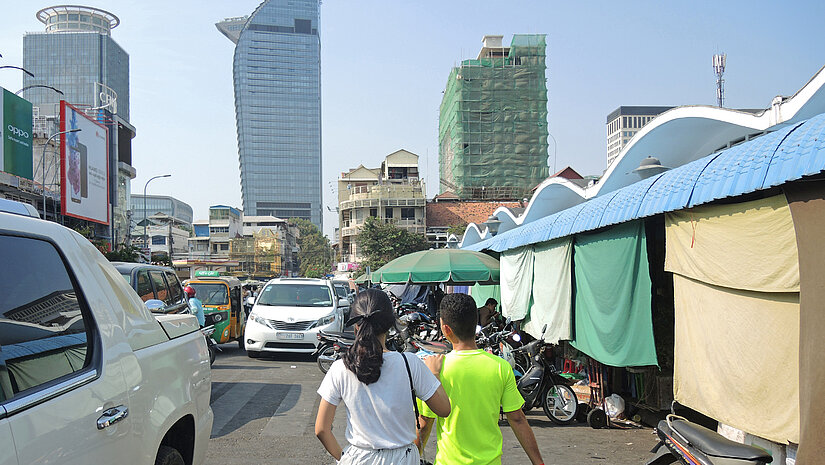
(205, 344, 657, 465)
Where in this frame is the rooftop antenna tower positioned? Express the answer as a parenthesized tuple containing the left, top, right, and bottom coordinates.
(713, 53, 726, 107)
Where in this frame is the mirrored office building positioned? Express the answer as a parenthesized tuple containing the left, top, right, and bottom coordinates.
(217, 0, 322, 229)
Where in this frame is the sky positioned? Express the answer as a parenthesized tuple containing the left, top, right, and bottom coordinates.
(1, 1, 824, 238)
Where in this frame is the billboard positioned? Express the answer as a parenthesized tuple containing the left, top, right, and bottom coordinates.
(60, 101, 109, 225)
(0, 87, 34, 179)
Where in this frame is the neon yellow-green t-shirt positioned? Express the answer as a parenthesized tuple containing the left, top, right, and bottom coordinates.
(421, 349, 524, 465)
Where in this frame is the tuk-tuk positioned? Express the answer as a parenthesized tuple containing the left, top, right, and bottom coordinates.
(185, 274, 246, 349)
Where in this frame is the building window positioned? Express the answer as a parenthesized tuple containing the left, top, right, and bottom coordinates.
(370, 208, 378, 218)
(401, 208, 415, 220)
(385, 207, 394, 218)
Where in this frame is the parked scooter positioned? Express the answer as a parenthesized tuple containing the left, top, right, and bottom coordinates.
(513, 324, 578, 425)
(647, 404, 773, 465)
(201, 325, 219, 365)
(315, 329, 355, 373)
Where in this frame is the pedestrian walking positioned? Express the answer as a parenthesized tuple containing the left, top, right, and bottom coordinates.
(315, 289, 451, 464)
(418, 293, 544, 465)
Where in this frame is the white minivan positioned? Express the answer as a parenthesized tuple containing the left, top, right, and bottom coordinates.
(244, 278, 347, 357)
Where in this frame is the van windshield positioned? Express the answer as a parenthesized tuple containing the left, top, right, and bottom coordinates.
(258, 284, 333, 307)
(190, 283, 228, 306)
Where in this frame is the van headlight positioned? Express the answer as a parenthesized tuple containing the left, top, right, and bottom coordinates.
(249, 313, 274, 329)
(310, 313, 336, 329)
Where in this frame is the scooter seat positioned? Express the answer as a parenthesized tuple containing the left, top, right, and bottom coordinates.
(668, 419, 772, 462)
(318, 330, 355, 340)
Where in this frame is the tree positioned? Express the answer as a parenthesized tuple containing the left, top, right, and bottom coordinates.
(447, 224, 467, 238)
(290, 218, 333, 278)
(356, 216, 429, 276)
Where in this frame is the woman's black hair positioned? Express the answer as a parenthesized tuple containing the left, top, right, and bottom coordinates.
(342, 289, 397, 385)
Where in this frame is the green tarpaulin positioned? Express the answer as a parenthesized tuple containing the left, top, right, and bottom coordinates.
(571, 221, 658, 367)
(471, 284, 501, 309)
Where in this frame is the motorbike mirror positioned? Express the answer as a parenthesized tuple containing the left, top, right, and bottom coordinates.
(512, 333, 521, 342)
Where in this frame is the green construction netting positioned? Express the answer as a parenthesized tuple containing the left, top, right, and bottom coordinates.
(439, 34, 549, 200)
(571, 221, 659, 367)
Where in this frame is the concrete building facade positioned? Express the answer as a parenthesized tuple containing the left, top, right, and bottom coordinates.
(606, 106, 674, 167)
(338, 150, 426, 264)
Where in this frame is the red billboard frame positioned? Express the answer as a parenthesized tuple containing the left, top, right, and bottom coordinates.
(59, 101, 110, 225)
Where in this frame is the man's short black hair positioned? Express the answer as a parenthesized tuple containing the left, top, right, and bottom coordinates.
(440, 294, 478, 341)
(485, 298, 498, 307)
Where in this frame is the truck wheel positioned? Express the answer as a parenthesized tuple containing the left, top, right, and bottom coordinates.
(155, 445, 184, 465)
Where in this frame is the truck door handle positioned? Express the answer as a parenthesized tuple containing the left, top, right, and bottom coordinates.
(97, 405, 129, 429)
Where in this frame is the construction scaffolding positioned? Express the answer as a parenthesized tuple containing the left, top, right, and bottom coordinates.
(439, 34, 549, 200)
(230, 229, 283, 276)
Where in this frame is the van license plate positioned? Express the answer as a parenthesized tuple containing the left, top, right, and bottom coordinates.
(278, 332, 304, 340)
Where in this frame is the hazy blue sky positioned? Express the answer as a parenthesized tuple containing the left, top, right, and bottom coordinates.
(1, 1, 824, 237)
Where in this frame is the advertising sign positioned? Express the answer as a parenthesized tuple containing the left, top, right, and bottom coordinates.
(0, 87, 34, 179)
(60, 101, 109, 224)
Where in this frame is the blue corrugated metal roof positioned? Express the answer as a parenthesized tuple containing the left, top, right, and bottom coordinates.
(687, 124, 797, 207)
(598, 172, 665, 228)
(568, 190, 620, 235)
(465, 112, 825, 253)
(763, 115, 825, 189)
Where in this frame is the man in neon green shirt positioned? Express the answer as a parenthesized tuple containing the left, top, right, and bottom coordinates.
(418, 294, 544, 465)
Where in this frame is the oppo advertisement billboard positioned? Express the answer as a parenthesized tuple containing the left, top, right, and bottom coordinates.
(60, 101, 109, 225)
(0, 87, 34, 179)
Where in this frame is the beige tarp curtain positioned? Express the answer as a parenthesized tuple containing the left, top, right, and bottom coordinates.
(524, 239, 573, 343)
(672, 275, 799, 444)
(500, 246, 533, 321)
(667, 194, 800, 444)
(665, 194, 799, 292)
(784, 181, 825, 463)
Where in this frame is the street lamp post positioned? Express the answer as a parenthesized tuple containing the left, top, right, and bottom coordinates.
(42, 128, 81, 218)
(143, 174, 171, 260)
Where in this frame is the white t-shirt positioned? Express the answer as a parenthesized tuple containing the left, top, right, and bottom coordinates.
(317, 351, 440, 450)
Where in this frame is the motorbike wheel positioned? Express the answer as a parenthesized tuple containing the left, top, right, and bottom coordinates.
(317, 346, 336, 374)
(208, 344, 216, 365)
(542, 384, 578, 425)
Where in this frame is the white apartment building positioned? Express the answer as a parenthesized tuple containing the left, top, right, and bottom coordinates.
(338, 150, 426, 264)
(606, 106, 673, 167)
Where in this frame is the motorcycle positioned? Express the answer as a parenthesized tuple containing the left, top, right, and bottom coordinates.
(398, 310, 439, 341)
(513, 324, 579, 425)
(647, 404, 773, 465)
(477, 318, 527, 379)
(315, 329, 354, 373)
(201, 325, 219, 365)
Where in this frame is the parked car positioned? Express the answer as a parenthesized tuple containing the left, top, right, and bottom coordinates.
(113, 262, 190, 315)
(244, 277, 348, 357)
(331, 280, 353, 321)
(0, 201, 213, 465)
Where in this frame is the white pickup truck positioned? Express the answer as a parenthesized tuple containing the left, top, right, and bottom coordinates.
(0, 200, 213, 465)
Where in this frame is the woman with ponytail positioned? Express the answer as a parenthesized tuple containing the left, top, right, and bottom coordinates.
(315, 289, 450, 464)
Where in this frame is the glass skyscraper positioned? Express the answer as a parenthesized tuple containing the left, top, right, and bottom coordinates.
(23, 6, 129, 121)
(217, 0, 322, 229)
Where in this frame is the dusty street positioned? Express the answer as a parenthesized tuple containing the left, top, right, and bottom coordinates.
(205, 344, 657, 465)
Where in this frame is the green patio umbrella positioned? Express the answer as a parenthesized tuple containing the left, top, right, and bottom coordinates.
(371, 249, 500, 285)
